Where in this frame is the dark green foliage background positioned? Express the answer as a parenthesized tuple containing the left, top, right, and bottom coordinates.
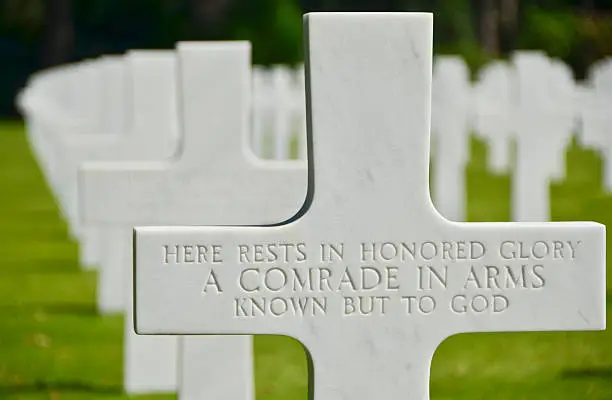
(2, 0, 612, 116)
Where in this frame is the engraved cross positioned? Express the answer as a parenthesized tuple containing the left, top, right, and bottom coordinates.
(134, 13, 606, 400)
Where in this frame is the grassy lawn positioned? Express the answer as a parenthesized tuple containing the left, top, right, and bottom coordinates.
(0, 120, 610, 399)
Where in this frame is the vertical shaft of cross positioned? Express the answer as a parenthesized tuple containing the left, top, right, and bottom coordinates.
(97, 227, 131, 313)
(176, 42, 251, 165)
(125, 227, 178, 393)
(303, 325, 441, 400)
(127, 52, 179, 147)
(513, 128, 551, 221)
(304, 13, 437, 225)
(101, 57, 127, 135)
(178, 336, 254, 400)
(433, 120, 467, 221)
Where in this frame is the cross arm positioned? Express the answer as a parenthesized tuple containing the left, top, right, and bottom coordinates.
(134, 220, 606, 336)
(438, 220, 606, 335)
(134, 225, 299, 336)
(79, 160, 306, 226)
(60, 131, 123, 157)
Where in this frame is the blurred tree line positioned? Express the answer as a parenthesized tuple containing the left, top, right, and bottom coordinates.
(1, 0, 612, 116)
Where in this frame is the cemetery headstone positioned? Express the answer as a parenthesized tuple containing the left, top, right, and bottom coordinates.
(47, 57, 126, 269)
(252, 65, 306, 160)
(511, 52, 575, 221)
(77, 57, 127, 270)
(580, 58, 612, 191)
(252, 66, 270, 158)
(548, 59, 575, 182)
(80, 42, 307, 398)
(294, 65, 308, 160)
(134, 13, 606, 400)
(431, 56, 472, 221)
(272, 66, 295, 160)
(473, 60, 513, 174)
(19, 65, 85, 220)
(83, 51, 179, 315)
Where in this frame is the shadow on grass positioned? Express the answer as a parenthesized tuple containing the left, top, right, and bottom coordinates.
(0, 380, 122, 395)
(561, 366, 612, 380)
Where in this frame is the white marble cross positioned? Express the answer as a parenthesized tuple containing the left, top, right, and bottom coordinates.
(473, 60, 514, 174)
(511, 52, 575, 221)
(78, 57, 128, 269)
(134, 13, 606, 400)
(272, 66, 295, 160)
(80, 42, 307, 398)
(548, 60, 576, 182)
(431, 56, 472, 221)
(18, 68, 66, 195)
(252, 66, 272, 158)
(19, 62, 99, 226)
(51, 57, 127, 268)
(295, 65, 308, 161)
(81, 51, 179, 315)
(580, 58, 612, 190)
(20, 58, 121, 269)
(80, 43, 306, 226)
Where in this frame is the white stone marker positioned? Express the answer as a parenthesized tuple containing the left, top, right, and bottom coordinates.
(473, 60, 514, 174)
(20, 64, 89, 221)
(80, 45, 306, 226)
(548, 60, 576, 182)
(81, 57, 129, 270)
(80, 42, 307, 398)
(50, 57, 126, 269)
(82, 51, 179, 315)
(511, 52, 575, 221)
(294, 65, 308, 160)
(272, 66, 294, 160)
(431, 56, 472, 221)
(252, 65, 306, 160)
(252, 66, 270, 158)
(581, 59, 612, 190)
(574, 82, 593, 147)
(134, 13, 606, 400)
(18, 69, 67, 196)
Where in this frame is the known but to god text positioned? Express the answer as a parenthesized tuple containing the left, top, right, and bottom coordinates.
(160, 240, 581, 318)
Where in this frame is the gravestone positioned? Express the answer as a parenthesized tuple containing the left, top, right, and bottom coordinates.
(18, 70, 60, 191)
(581, 58, 612, 191)
(431, 56, 471, 221)
(82, 51, 179, 315)
(252, 66, 270, 158)
(49, 57, 126, 269)
(574, 82, 592, 147)
(19, 64, 87, 221)
(134, 13, 606, 400)
(19, 59, 117, 263)
(473, 60, 513, 174)
(77, 57, 127, 270)
(252, 65, 306, 160)
(511, 52, 575, 221)
(548, 60, 575, 182)
(19, 70, 52, 170)
(294, 65, 308, 160)
(272, 66, 294, 160)
(80, 42, 307, 398)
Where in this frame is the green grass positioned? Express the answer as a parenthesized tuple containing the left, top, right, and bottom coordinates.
(0, 121, 610, 399)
